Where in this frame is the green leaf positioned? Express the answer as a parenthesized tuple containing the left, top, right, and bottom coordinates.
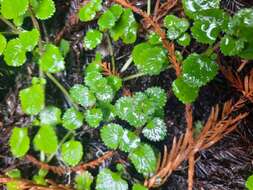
(1, 0, 29, 19)
(0, 33, 7, 55)
(85, 71, 104, 89)
(246, 175, 253, 190)
(6, 169, 21, 178)
(177, 33, 191, 47)
(119, 130, 140, 152)
(39, 44, 65, 73)
(145, 87, 167, 109)
(191, 9, 229, 44)
(182, 53, 218, 87)
(95, 84, 114, 103)
(19, 29, 40, 51)
(164, 15, 189, 40)
(78, 0, 102, 22)
(100, 123, 124, 149)
(133, 184, 148, 190)
(240, 42, 253, 60)
(34, 125, 58, 154)
(107, 75, 122, 92)
(132, 42, 168, 75)
(84, 29, 103, 50)
(9, 127, 30, 157)
(61, 140, 83, 166)
(39, 106, 61, 126)
(70, 84, 96, 108)
(109, 4, 123, 20)
(33, 0, 56, 20)
(99, 102, 116, 121)
(85, 108, 103, 128)
(182, 0, 221, 18)
(110, 8, 138, 44)
(59, 39, 70, 57)
(62, 108, 84, 130)
(19, 83, 45, 115)
(142, 118, 167, 142)
(3, 39, 26, 67)
(85, 53, 102, 74)
(129, 143, 157, 176)
(75, 171, 94, 190)
(148, 32, 162, 45)
(96, 168, 128, 190)
(220, 35, 245, 56)
(172, 77, 199, 104)
(98, 10, 117, 31)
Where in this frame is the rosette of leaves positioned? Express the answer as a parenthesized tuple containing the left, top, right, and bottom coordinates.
(164, 15, 191, 46)
(172, 53, 218, 103)
(132, 41, 168, 75)
(220, 8, 253, 59)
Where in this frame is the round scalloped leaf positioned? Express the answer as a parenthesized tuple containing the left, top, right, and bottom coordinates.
(100, 123, 124, 149)
(133, 184, 148, 190)
(107, 75, 122, 92)
(19, 29, 40, 52)
(85, 108, 103, 128)
(129, 143, 157, 176)
(19, 83, 45, 115)
(70, 84, 96, 108)
(182, 0, 221, 18)
(85, 54, 102, 74)
(119, 130, 140, 153)
(109, 4, 123, 20)
(145, 87, 167, 109)
(96, 168, 128, 190)
(177, 33, 191, 47)
(1, 0, 29, 19)
(78, 0, 102, 22)
(164, 15, 189, 40)
(191, 9, 229, 45)
(98, 10, 117, 31)
(61, 140, 83, 166)
(172, 77, 199, 104)
(9, 127, 30, 157)
(182, 53, 218, 87)
(148, 32, 162, 45)
(84, 29, 103, 50)
(220, 35, 245, 56)
(39, 106, 61, 126)
(85, 71, 103, 89)
(62, 108, 84, 130)
(132, 42, 168, 75)
(142, 118, 167, 142)
(0, 33, 7, 55)
(33, 0, 56, 20)
(75, 171, 94, 190)
(3, 39, 26, 67)
(110, 8, 138, 44)
(34, 125, 58, 154)
(95, 84, 114, 103)
(39, 44, 65, 73)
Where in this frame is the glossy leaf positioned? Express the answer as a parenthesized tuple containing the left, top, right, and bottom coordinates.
(84, 29, 103, 50)
(85, 108, 103, 128)
(62, 108, 84, 130)
(9, 127, 30, 157)
(182, 53, 218, 87)
(182, 0, 221, 18)
(119, 130, 140, 152)
(61, 140, 83, 166)
(95, 84, 114, 103)
(246, 175, 253, 190)
(75, 171, 94, 190)
(142, 118, 167, 142)
(33, 0, 56, 20)
(129, 143, 156, 176)
(19, 29, 40, 51)
(132, 42, 168, 75)
(85, 53, 102, 74)
(164, 15, 189, 40)
(1, 0, 29, 19)
(0, 33, 7, 55)
(133, 184, 148, 190)
(106, 75, 122, 92)
(96, 168, 128, 190)
(220, 35, 245, 56)
(34, 125, 58, 154)
(39, 44, 65, 73)
(177, 33, 191, 47)
(98, 10, 117, 31)
(99, 102, 116, 121)
(78, 0, 102, 22)
(145, 87, 167, 109)
(3, 39, 26, 67)
(110, 8, 138, 44)
(240, 42, 253, 60)
(109, 4, 123, 20)
(148, 32, 162, 45)
(39, 106, 62, 126)
(70, 84, 96, 108)
(172, 77, 199, 104)
(100, 123, 124, 149)
(19, 83, 45, 115)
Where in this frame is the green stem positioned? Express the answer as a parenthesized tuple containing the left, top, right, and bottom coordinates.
(120, 56, 132, 73)
(106, 33, 116, 74)
(147, 0, 151, 16)
(123, 72, 145, 81)
(0, 15, 20, 34)
(46, 73, 78, 110)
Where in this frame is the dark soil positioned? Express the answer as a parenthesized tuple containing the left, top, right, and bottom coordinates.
(1, 0, 253, 190)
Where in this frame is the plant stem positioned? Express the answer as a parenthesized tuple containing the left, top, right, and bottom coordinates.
(122, 72, 145, 81)
(120, 56, 132, 73)
(0, 15, 20, 34)
(147, 0, 151, 16)
(46, 73, 78, 110)
(106, 33, 116, 74)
